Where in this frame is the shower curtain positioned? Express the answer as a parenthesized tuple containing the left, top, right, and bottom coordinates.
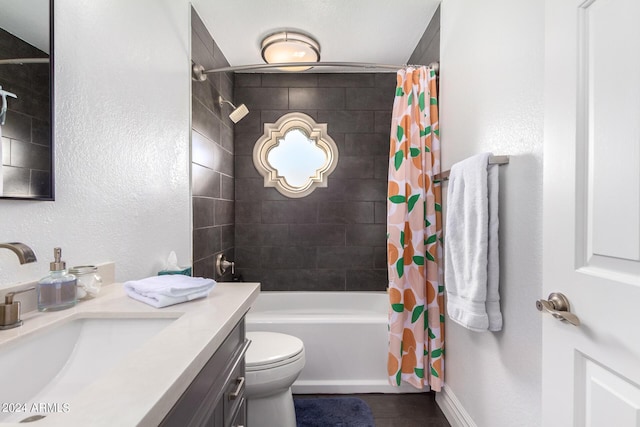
(387, 66, 444, 391)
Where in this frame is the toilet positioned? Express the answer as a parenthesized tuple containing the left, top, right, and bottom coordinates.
(245, 331, 305, 427)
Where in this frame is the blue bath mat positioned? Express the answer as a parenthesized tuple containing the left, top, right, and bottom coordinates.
(294, 397, 375, 427)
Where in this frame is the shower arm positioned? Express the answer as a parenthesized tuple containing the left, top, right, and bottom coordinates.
(218, 96, 238, 109)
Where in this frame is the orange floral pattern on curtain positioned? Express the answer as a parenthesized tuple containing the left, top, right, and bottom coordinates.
(387, 66, 444, 391)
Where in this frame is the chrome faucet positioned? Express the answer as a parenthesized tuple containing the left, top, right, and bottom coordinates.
(0, 242, 37, 264)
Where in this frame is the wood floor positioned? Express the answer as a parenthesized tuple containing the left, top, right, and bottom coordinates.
(294, 392, 451, 427)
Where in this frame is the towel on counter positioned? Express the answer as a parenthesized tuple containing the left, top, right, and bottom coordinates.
(444, 152, 502, 332)
(124, 275, 216, 308)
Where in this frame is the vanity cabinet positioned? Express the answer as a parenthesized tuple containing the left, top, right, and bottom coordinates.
(160, 318, 250, 427)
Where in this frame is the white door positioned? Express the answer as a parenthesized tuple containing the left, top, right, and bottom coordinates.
(543, 0, 640, 425)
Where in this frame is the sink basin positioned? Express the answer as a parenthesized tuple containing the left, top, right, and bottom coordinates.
(0, 317, 175, 423)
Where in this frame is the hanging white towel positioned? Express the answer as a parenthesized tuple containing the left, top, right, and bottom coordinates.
(444, 152, 502, 331)
(124, 275, 216, 308)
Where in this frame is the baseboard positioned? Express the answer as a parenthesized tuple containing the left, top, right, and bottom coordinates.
(435, 384, 477, 427)
(292, 379, 425, 394)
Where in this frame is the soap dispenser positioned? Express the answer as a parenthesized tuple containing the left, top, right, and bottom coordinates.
(37, 247, 77, 312)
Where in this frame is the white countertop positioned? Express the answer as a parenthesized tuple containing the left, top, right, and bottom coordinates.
(0, 281, 260, 426)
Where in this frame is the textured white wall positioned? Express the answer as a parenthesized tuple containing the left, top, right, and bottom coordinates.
(0, 0, 192, 286)
(439, 0, 543, 425)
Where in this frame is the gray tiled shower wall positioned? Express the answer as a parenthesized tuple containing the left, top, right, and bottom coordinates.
(0, 28, 51, 198)
(191, 8, 235, 280)
(191, 6, 440, 289)
(233, 72, 395, 291)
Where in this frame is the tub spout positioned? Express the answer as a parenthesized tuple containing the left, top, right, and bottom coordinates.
(0, 242, 37, 264)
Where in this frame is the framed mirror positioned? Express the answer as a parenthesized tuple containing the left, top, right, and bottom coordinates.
(0, 0, 54, 200)
(253, 112, 339, 198)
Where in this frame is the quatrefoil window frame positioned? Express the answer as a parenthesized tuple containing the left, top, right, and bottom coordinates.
(253, 112, 339, 198)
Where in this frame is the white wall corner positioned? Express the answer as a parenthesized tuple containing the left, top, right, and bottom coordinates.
(436, 384, 478, 427)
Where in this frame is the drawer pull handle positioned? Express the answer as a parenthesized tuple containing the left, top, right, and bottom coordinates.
(229, 376, 245, 400)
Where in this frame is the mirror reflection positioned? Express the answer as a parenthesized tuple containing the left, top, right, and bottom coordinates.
(0, 0, 53, 200)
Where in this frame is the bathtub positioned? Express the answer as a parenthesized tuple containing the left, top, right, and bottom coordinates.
(245, 291, 424, 394)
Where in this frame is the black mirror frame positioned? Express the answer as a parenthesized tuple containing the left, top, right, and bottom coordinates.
(1, 0, 55, 201)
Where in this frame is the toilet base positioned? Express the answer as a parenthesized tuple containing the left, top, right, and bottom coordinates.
(247, 387, 296, 427)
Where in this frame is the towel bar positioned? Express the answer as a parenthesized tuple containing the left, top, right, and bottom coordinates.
(434, 155, 510, 182)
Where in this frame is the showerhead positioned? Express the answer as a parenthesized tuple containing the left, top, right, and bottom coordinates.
(218, 96, 249, 123)
(228, 103, 249, 123)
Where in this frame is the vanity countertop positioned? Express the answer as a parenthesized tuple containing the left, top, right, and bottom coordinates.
(0, 281, 260, 427)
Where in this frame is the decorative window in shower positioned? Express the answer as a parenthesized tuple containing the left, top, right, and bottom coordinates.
(253, 112, 339, 198)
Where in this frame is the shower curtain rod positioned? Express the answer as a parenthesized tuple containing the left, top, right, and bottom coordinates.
(0, 58, 49, 65)
(193, 61, 439, 80)
(434, 155, 510, 182)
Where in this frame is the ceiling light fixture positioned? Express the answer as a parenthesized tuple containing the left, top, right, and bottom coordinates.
(260, 31, 320, 71)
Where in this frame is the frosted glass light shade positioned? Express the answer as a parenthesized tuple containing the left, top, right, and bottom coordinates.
(261, 31, 320, 71)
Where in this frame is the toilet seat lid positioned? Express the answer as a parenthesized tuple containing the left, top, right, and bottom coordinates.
(246, 331, 304, 368)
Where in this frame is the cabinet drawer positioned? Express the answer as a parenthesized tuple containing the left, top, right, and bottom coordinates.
(223, 356, 245, 427)
(229, 398, 246, 427)
(160, 319, 247, 427)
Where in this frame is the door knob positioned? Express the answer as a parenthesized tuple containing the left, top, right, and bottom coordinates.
(536, 292, 580, 326)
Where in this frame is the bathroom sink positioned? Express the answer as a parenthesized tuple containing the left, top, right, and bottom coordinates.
(0, 317, 175, 423)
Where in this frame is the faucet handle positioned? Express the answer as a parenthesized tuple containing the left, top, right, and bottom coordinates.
(0, 286, 35, 331)
(0, 287, 35, 330)
(4, 286, 35, 304)
(215, 253, 235, 276)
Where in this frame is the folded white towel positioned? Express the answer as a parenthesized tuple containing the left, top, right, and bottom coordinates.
(444, 152, 502, 331)
(124, 275, 216, 308)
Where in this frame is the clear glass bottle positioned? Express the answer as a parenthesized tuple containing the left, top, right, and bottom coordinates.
(37, 248, 77, 312)
(69, 265, 102, 299)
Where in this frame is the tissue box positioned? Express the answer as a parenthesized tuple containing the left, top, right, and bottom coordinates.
(158, 267, 192, 276)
